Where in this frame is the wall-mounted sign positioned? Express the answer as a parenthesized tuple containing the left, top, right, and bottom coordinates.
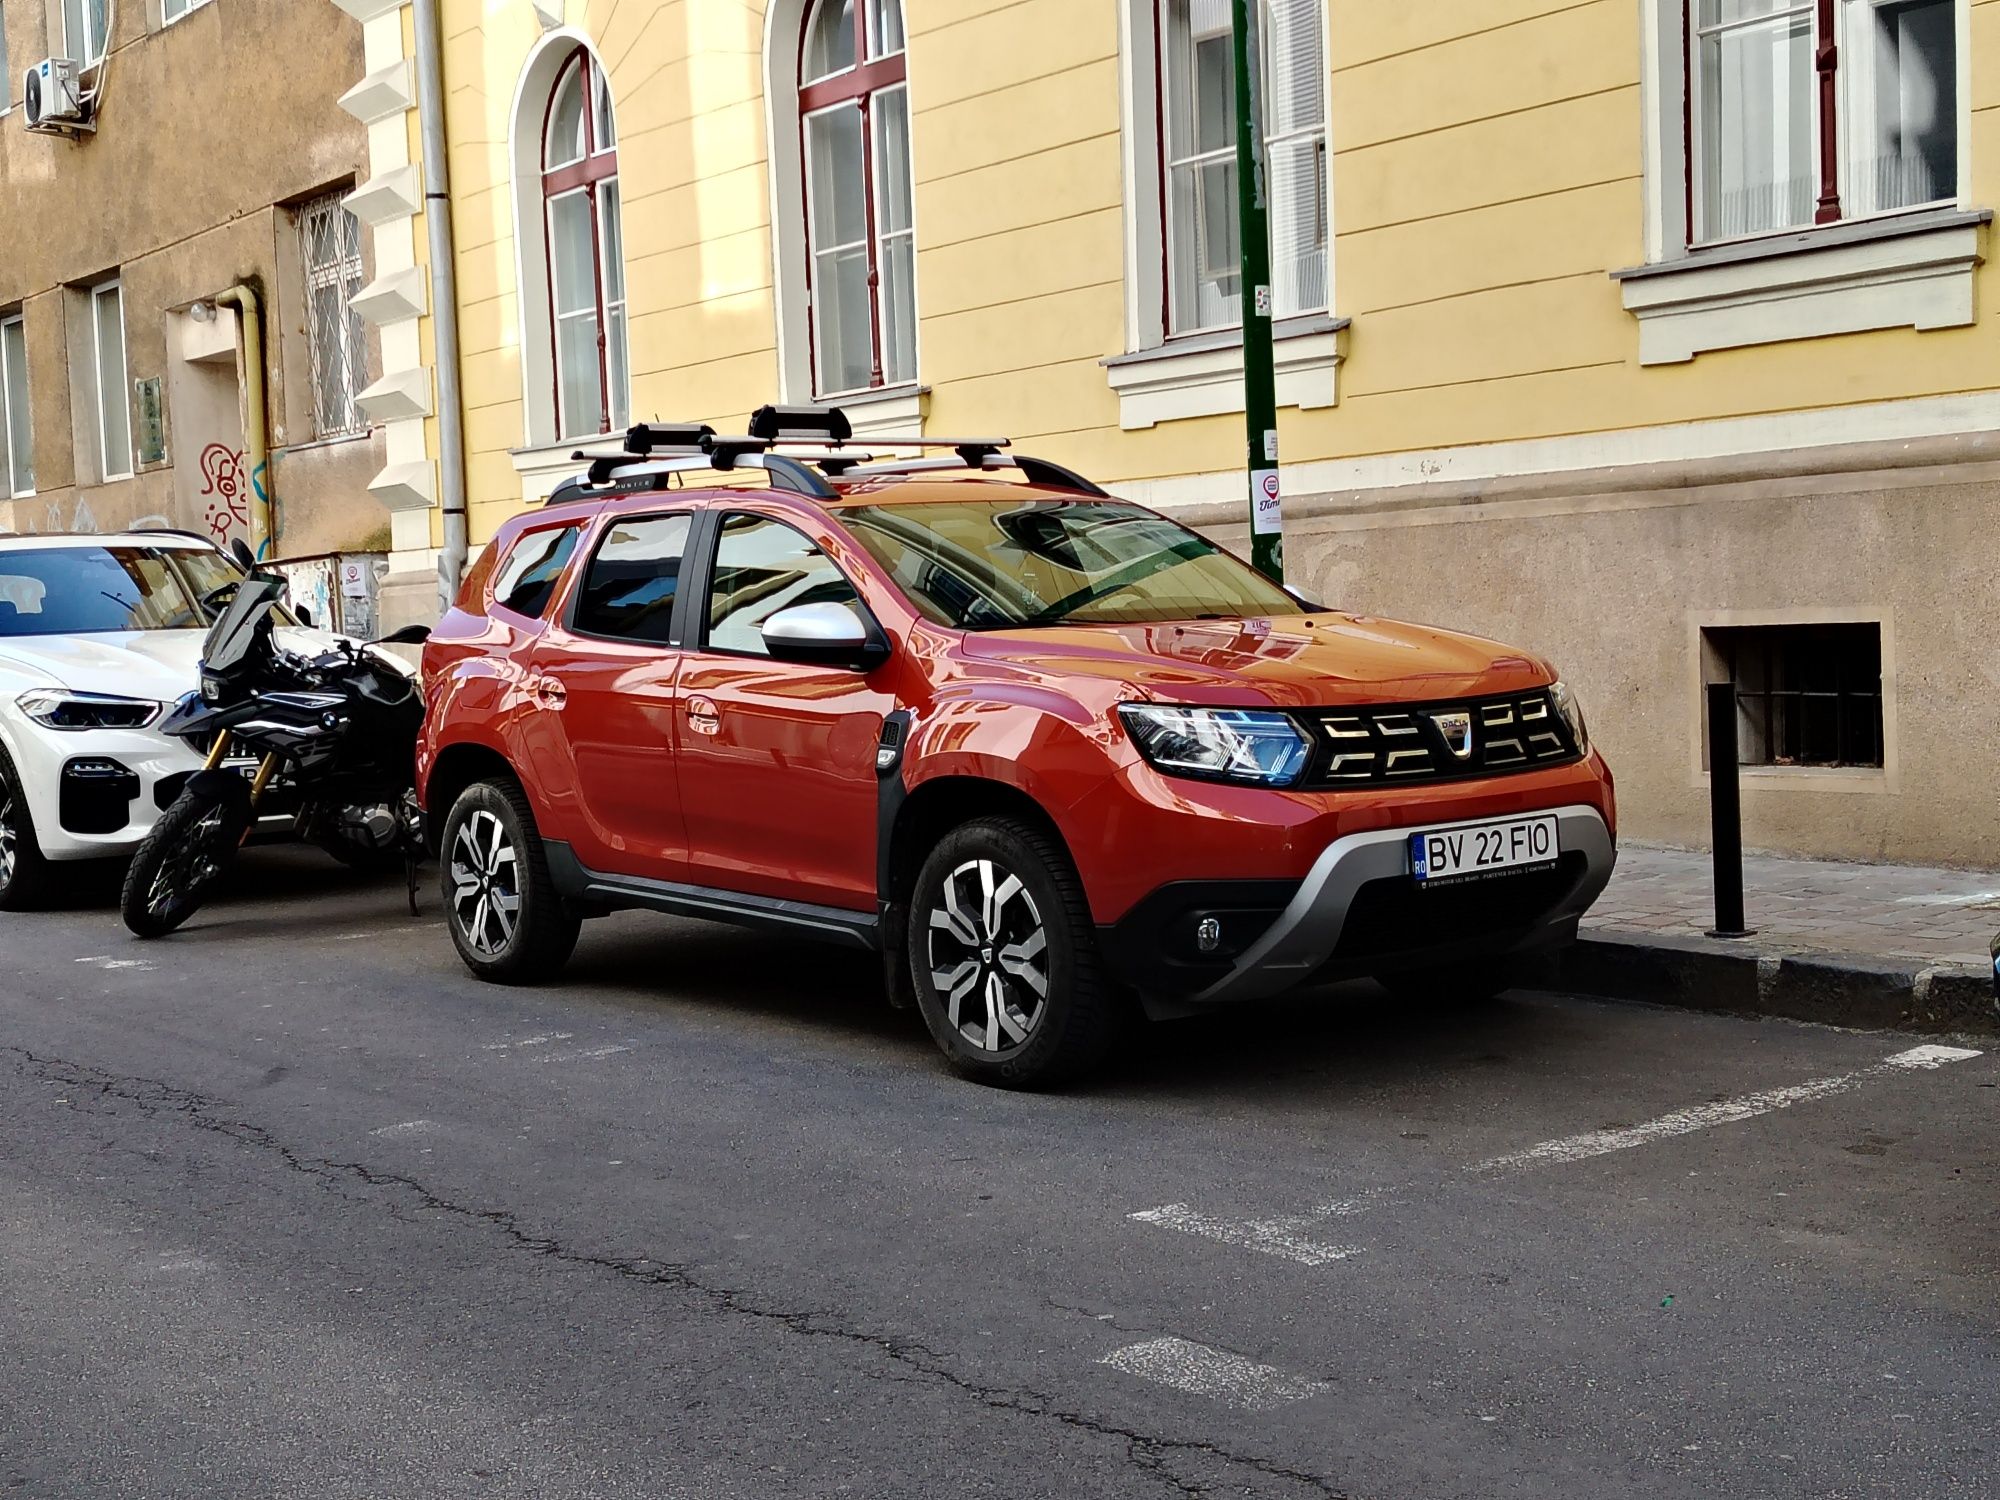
(135, 377, 168, 466)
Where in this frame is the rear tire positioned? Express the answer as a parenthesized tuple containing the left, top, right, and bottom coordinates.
(0, 745, 54, 912)
(906, 816, 1118, 1089)
(121, 780, 252, 938)
(441, 778, 579, 984)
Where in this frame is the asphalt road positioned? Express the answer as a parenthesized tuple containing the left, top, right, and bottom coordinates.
(1, 848, 1994, 1500)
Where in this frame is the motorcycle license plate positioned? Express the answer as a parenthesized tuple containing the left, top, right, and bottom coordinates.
(1409, 814, 1559, 883)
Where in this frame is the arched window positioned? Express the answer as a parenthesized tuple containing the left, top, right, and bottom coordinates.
(541, 49, 628, 438)
(798, 0, 916, 397)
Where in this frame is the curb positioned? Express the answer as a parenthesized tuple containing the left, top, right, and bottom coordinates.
(1557, 925, 2000, 1037)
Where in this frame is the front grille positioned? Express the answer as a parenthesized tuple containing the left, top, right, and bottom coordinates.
(1299, 688, 1579, 789)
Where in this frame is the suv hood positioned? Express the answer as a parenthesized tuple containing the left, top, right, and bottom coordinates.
(0, 626, 353, 704)
(959, 613, 1554, 709)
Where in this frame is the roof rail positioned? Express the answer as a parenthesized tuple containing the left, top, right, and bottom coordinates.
(133, 525, 225, 547)
(547, 405, 1110, 503)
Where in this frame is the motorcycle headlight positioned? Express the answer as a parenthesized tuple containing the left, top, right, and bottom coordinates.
(1550, 679, 1590, 756)
(16, 690, 163, 731)
(1118, 704, 1310, 787)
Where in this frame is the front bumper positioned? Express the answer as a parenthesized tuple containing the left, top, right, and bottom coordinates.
(1103, 804, 1616, 1007)
(4, 721, 209, 862)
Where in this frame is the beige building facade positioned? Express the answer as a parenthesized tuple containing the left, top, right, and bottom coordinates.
(0, 0, 385, 559)
(343, 0, 2000, 867)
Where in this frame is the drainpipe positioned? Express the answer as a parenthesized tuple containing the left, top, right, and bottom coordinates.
(211, 285, 272, 560)
(414, 0, 468, 609)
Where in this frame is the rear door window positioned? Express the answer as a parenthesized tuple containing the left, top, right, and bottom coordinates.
(573, 513, 694, 645)
(492, 525, 583, 620)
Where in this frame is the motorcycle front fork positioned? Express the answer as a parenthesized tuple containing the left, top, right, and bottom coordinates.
(201, 729, 282, 827)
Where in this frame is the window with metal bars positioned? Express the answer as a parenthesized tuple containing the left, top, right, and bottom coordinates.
(298, 192, 370, 440)
(1705, 622, 1884, 768)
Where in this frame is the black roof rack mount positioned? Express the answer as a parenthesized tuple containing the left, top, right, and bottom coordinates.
(545, 404, 1111, 504)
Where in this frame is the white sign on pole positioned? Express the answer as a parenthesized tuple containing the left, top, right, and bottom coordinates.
(1251, 469, 1282, 535)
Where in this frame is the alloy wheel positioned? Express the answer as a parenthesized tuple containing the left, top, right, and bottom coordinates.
(147, 805, 233, 916)
(451, 810, 521, 959)
(0, 774, 18, 890)
(926, 858, 1050, 1053)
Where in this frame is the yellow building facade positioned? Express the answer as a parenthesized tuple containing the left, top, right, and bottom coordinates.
(338, 0, 2000, 865)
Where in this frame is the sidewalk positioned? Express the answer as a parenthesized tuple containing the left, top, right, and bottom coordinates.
(1556, 845, 2000, 1035)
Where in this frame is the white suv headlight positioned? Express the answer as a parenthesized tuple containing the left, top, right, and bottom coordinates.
(16, 690, 164, 731)
(1549, 679, 1589, 756)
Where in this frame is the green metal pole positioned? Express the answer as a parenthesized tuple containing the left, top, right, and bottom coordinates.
(1232, 0, 1282, 582)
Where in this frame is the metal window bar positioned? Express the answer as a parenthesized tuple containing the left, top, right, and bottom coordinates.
(299, 193, 370, 440)
(1716, 624, 1882, 768)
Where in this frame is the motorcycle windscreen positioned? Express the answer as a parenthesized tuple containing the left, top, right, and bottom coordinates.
(203, 576, 288, 673)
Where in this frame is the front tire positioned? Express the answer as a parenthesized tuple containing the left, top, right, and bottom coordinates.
(0, 745, 54, 912)
(441, 778, 578, 984)
(907, 817, 1117, 1089)
(121, 780, 252, 938)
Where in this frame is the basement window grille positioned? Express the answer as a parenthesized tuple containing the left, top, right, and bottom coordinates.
(299, 192, 370, 440)
(1705, 623, 1885, 769)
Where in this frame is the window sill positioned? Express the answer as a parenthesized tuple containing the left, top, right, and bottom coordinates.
(1700, 765, 1892, 795)
(1102, 315, 1348, 431)
(822, 383, 928, 439)
(1612, 208, 1991, 365)
(512, 439, 599, 503)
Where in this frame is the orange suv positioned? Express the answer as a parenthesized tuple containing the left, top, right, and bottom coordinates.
(418, 408, 1616, 1087)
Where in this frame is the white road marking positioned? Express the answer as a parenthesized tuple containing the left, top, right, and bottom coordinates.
(1896, 889, 2000, 907)
(332, 926, 429, 942)
(1101, 1337, 1328, 1410)
(1127, 1205, 1358, 1268)
(1473, 1044, 1982, 1173)
(370, 1119, 435, 1138)
(80, 957, 155, 972)
(1133, 1045, 1984, 1262)
(483, 1033, 573, 1051)
(536, 1044, 634, 1064)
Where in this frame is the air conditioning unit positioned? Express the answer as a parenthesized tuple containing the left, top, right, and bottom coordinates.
(22, 59, 88, 133)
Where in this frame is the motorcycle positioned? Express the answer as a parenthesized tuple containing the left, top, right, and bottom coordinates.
(120, 543, 432, 938)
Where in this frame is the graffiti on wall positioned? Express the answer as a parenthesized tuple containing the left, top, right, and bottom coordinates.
(200, 443, 251, 544)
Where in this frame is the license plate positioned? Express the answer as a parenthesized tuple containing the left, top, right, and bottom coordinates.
(1410, 814, 1559, 883)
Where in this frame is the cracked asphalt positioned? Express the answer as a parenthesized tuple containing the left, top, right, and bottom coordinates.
(1, 848, 1996, 1499)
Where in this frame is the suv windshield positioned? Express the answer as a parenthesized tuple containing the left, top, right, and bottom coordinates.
(839, 499, 1300, 629)
(0, 546, 215, 637)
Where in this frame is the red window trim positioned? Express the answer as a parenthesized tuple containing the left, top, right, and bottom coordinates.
(798, 0, 910, 397)
(1683, 0, 1845, 247)
(542, 49, 621, 437)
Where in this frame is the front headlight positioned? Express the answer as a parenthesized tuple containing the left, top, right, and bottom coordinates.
(1550, 679, 1590, 756)
(1118, 704, 1311, 787)
(16, 690, 164, 731)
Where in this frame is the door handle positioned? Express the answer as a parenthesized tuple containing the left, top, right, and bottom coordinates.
(686, 695, 720, 737)
(531, 676, 567, 710)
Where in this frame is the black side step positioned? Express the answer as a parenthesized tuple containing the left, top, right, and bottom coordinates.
(544, 843, 880, 951)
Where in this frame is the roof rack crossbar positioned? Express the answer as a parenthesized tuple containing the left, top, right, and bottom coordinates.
(839, 451, 1110, 498)
(544, 448, 838, 504)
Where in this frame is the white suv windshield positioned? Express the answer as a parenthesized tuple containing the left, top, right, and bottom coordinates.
(0, 546, 211, 637)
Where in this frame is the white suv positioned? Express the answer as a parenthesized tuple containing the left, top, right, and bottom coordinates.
(0, 532, 275, 907)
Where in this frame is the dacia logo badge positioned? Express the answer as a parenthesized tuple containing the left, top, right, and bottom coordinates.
(1429, 710, 1475, 760)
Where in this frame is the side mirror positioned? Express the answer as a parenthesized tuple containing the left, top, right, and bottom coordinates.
(376, 624, 433, 647)
(760, 601, 887, 670)
(294, 605, 314, 629)
(230, 538, 256, 573)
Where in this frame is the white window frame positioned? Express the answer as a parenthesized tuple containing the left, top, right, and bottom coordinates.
(1158, 0, 1328, 337)
(61, 0, 109, 64)
(1106, 0, 1343, 428)
(1643, 0, 1971, 261)
(507, 30, 630, 452)
(90, 279, 132, 483)
(161, 0, 216, 27)
(1, 312, 33, 499)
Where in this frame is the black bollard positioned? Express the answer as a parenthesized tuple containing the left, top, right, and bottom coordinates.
(1706, 680, 1754, 939)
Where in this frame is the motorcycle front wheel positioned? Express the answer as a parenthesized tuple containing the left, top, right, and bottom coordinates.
(121, 780, 253, 938)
